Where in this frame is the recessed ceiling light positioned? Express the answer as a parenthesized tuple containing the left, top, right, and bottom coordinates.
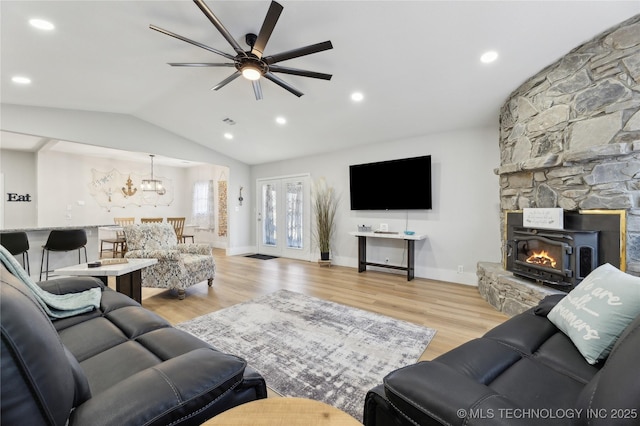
(351, 92, 364, 102)
(224, 133, 233, 140)
(11, 76, 32, 85)
(275, 116, 287, 125)
(480, 50, 498, 64)
(29, 18, 55, 31)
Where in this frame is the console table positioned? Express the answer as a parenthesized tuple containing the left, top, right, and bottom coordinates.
(54, 258, 157, 304)
(349, 231, 426, 281)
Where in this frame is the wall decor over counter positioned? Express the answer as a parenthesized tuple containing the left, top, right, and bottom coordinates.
(121, 176, 137, 197)
(88, 168, 174, 210)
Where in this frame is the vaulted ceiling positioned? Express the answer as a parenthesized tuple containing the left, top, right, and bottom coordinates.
(2, 1, 638, 165)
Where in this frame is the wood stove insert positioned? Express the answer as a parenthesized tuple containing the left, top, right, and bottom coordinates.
(504, 210, 625, 292)
(506, 227, 598, 290)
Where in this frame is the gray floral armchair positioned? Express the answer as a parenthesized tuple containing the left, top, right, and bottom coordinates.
(123, 223, 215, 299)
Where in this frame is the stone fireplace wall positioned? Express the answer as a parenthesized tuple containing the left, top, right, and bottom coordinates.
(480, 14, 640, 315)
(499, 15, 640, 273)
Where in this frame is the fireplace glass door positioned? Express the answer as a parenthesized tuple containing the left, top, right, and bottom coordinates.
(515, 237, 564, 274)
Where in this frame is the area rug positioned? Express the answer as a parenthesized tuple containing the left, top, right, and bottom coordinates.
(245, 254, 279, 260)
(176, 289, 436, 421)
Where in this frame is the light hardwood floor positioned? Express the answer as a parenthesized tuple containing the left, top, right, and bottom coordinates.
(140, 249, 508, 361)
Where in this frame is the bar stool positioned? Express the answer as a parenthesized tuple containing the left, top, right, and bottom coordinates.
(40, 229, 88, 281)
(1, 232, 31, 274)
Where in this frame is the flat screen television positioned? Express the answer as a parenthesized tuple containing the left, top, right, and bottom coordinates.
(349, 155, 432, 210)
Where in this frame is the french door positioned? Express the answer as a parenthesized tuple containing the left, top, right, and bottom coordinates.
(256, 175, 310, 260)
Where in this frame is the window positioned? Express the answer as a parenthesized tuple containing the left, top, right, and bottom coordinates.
(286, 181, 303, 249)
(192, 180, 215, 230)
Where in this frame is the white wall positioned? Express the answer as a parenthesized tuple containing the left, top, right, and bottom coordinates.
(251, 127, 502, 285)
(0, 150, 37, 228)
(1, 148, 239, 249)
(1, 104, 503, 284)
(1, 149, 235, 269)
(1, 104, 252, 253)
(36, 150, 191, 227)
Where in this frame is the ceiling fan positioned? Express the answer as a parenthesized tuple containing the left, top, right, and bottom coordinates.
(150, 0, 333, 100)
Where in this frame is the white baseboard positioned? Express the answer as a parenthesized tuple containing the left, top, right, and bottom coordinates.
(330, 256, 478, 286)
(226, 245, 256, 256)
(223, 251, 479, 286)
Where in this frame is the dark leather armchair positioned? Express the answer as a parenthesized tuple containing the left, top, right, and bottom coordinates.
(1, 263, 266, 425)
(364, 295, 640, 426)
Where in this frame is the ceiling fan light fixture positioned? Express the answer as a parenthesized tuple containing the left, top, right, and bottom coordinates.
(152, 0, 333, 99)
(241, 65, 262, 81)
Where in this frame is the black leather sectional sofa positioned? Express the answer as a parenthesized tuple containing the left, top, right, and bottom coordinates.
(364, 294, 640, 426)
(1, 264, 267, 425)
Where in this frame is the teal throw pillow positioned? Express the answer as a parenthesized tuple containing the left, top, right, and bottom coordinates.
(547, 263, 640, 365)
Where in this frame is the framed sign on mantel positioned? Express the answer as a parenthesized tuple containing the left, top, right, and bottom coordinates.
(522, 208, 564, 230)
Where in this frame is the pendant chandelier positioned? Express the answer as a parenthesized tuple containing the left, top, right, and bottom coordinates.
(141, 155, 166, 195)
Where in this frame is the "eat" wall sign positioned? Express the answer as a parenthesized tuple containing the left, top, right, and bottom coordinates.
(6, 193, 32, 202)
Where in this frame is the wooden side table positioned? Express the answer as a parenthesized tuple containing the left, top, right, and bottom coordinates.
(204, 397, 361, 426)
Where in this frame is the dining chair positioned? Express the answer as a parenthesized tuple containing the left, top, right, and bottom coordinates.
(100, 217, 135, 258)
(181, 230, 195, 243)
(166, 217, 186, 243)
(141, 218, 163, 223)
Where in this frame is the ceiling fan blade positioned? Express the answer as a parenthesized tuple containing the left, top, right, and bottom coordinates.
(269, 65, 332, 80)
(252, 80, 263, 100)
(263, 40, 333, 65)
(263, 72, 303, 97)
(150, 25, 236, 60)
(251, 1, 283, 59)
(211, 71, 241, 91)
(168, 63, 235, 67)
(193, 0, 246, 56)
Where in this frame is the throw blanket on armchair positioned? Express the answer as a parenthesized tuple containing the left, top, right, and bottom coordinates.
(0, 245, 101, 318)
